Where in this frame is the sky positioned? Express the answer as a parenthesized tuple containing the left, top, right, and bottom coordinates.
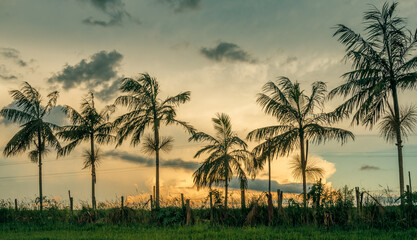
(0, 0, 416, 205)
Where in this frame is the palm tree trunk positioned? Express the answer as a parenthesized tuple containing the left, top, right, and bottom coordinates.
(268, 155, 271, 196)
(391, 85, 405, 207)
(240, 178, 245, 210)
(300, 134, 307, 209)
(37, 127, 43, 212)
(90, 135, 96, 209)
(154, 125, 160, 209)
(225, 168, 228, 209)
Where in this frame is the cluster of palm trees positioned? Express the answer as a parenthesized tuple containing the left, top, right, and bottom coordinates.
(1, 74, 194, 210)
(1, 2, 416, 211)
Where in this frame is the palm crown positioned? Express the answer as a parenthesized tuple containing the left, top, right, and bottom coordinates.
(114, 73, 194, 208)
(57, 92, 115, 208)
(190, 113, 254, 208)
(0, 82, 61, 211)
(248, 77, 354, 207)
(329, 2, 417, 205)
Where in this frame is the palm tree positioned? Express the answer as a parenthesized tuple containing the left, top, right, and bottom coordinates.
(57, 92, 115, 209)
(114, 73, 194, 209)
(290, 154, 324, 185)
(250, 138, 278, 196)
(247, 77, 354, 208)
(190, 113, 254, 209)
(330, 2, 417, 205)
(0, 82, 61, 211)
(378, 106, 417, 145)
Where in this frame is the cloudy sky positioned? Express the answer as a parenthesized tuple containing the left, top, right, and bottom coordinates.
(0, 0, 416, 204)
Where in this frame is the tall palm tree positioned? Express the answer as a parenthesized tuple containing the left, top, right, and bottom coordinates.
(330, 2, 417, 205)
(247, 77, 354, 208)
(114, 73, 194, 209)
(57, 92, 115, 209)
(0, 82, 61, 211)
(190, 113, 254, 209)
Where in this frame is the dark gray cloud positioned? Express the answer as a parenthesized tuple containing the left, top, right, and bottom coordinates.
(200, 42, 257, 63)
(359, 164, 381, 171)
(0, 48, 28, 67)
(228, 178, 309, 193)
(48, 50, 123, 91)
(1, 104, 68, 126)
(95, 78, 122, 102)
(83, 0, 138, 27)
(159, 0, 201, 13)
(103, 150, 200, 171)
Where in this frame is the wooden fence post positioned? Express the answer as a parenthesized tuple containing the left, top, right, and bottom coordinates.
(355, 187, 360, 216)
(277, 190, 283, 210)
(14, 199, 18, 211)
(277, 189, 280, 208)
(409, 171, 412, 194)
(181, 193, 185, 209)
(186, 199, 192, 225)
(68, 190, 73, 215)
(150, 195, 153, 210)
(153, 186, 156, 206)
(70, 197, 73, 215)
(121, 196, 124, 209)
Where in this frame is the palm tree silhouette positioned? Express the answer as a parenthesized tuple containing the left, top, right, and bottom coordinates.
(247, 77, 354, 208)
(290, 154, 324, 184)
(378, 106, 417, 145)
(190, 113, 254, 209)
(0, 82, 61, 211)
(250, 138, 277, 196)
(330, 2, 417, 205)
(57, 92, 115, 209)
(114, 73, 194, 209)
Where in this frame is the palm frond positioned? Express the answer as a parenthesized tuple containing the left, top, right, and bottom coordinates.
(290, 154, 324, 183)
(378, 105, 417, 143)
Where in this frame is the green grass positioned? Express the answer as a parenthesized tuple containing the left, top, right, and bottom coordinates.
(1, 223, 416, 240)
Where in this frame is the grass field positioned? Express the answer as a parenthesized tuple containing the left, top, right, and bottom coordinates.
(1, 223, 416, 240)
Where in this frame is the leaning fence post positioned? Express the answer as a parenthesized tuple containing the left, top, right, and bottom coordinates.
(14, 199, 18, 211)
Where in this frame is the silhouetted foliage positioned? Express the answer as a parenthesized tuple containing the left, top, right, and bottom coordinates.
(0, 82, 61, 211)
(330, 1, 417, 205)
(114, 73, 195, 208)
